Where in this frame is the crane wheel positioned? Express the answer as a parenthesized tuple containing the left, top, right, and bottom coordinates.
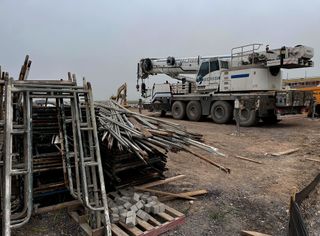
(171, 101, 186, 120)
(186, 101, 202, 121)
(211, 101, 233, 124)
(235, 108, 258, 127)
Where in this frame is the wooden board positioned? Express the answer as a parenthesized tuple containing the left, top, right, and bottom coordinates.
(69, 199, 185, 236)
(240, 230, 271, 236)
(109, 204, 184, 236)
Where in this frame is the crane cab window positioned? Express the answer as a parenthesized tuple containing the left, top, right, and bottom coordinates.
(196, 61, 209, 82)
(197, 60, 221, 82)
(209, 60, 220, 72)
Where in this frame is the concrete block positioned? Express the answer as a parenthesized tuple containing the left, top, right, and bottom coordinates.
(151, 204, 160, 214)
(149, 201, 157, 206)
(109, 192, 120, 199)
(136, 200, 144, 209)
(118, 206, 126, 214)
(144, 203, 152, 213)
(123, 202, 132, 210)
(158, 203, 165, 213)
(133, 192, 140, 202)
(115, 197, 126, 205)
(130, 204, 138, 212)
(137, 209, 150, 221)
(122, 196, 131, 202)
(110, 207, 119, 214)
(111, 213, 119, 223)
(141, 194, 149, 202)
(150, 196, 158, 202)
(125, 215, 136, 227)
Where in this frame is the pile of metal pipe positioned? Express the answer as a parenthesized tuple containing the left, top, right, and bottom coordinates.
(95, 100, 225, 187)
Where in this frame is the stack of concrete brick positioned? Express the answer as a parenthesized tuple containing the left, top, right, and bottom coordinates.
(108, 190, 166, 227)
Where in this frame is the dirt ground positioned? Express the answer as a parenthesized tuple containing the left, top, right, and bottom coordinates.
(13, 113, 320, 236)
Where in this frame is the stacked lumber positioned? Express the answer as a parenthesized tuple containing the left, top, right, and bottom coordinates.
(95, 101, 225, 187)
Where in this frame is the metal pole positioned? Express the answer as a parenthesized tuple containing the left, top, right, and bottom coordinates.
(3, 78, 13, 236)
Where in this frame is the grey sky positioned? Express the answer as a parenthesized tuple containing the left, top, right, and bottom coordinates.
(0, 0, 319, 99)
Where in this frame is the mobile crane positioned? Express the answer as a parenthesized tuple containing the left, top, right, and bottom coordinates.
(136, 44, 314, 126)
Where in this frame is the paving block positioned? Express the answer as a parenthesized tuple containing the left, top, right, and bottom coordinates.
(151, 204, 160, 214)
(122, 196, 132, 202)
(141, 194, 149, 202)
(158, 203, 165, 213)
(144, 203, 152, 213)
(115, 197, 127, 205)
(111, 213, 119, 223)
(118, 206, 126, 214)
(110, 207, 119, 214)
(125, 215, 136, 227)
(137, 209, 150, 221)
(123, 201, 132, 210)
(136, 200, 144, 209)
(150, 196, 158, 202)
(132, 192, 141, 202)
(149, 201, 157, 206)
(130, 204, 138, 212)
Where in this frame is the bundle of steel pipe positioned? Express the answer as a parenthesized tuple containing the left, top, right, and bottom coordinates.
(95, 100, 224, 187)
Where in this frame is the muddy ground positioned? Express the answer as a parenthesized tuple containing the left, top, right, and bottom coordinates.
(13, 113, 320, 236)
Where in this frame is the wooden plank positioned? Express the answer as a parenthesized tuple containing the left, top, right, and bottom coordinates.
(142, 216, 185, 236)
(164, 205, 184, 218)
(159, 189, 208, 201)
(136, 218, 154, 231)
(137, 175, 186, 189)
(270, 148, 300, 156)
(157, 212, 174, 222)
(134, 187, 196, 200)
(306, 158, 320, 163)
(240, 230, 271, 236)
(185, 148, 231, 173)
(111, 223, 129, 236)
(234, 155, 263, 164)
(119, 222, 143, 236)
(35, 200, 81, 214)
(147, 215, 162, 226)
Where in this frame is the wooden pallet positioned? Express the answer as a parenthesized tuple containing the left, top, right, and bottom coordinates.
(69, 204, 185, 236)
(111, 204, 185, 236)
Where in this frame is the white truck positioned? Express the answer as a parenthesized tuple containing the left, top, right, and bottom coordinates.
(136, 44, 314, 126)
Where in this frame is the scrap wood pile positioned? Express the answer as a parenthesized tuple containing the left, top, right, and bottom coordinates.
(95, 100, 229, 187)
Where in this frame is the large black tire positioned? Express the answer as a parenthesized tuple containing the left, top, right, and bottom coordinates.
(171, 101, 186, 120)
(186, 101, 202, 121)
(235, 108, 258, 127)
(211, 101, 233, 124)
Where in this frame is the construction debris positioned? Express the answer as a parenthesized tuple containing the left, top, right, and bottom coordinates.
(234, 155, 263, 164)
(305, 158, 320, 163)
(240, 230, 272, 236)
(270, 148, 300, 156)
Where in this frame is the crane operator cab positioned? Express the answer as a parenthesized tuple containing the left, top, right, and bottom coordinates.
(196, 58, 229, 93)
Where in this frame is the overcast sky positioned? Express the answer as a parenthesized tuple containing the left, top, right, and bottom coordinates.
(0, 0, 319, 99)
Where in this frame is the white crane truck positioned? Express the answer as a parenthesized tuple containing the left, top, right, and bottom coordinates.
(136, 44, 314, 126)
